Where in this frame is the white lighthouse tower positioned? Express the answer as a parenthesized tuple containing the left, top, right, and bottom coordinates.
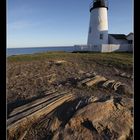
(87, 0, 108, 47)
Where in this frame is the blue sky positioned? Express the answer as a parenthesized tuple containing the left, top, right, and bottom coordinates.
(7, 0, 133, 48)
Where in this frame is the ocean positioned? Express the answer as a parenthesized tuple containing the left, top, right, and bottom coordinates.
(7, 46, 75, 56)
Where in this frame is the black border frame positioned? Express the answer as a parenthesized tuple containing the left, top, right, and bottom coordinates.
(0, 0, 6, 139)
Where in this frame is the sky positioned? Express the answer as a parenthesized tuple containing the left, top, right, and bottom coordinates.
(7, 0, 133, 48)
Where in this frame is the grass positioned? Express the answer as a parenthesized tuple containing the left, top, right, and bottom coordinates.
(7, 52, 133, 70)
(7, 52, 70, 62)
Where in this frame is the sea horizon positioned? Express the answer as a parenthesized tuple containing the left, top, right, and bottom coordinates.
(7, 45, 76, 49)
(7, 46, 75, 56)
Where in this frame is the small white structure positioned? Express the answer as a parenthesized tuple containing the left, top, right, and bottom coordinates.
(109, 34, 129, 44)
(87, 0, 108, 46)
(74, 43, 133, 52)
(126, 32, 133, 44)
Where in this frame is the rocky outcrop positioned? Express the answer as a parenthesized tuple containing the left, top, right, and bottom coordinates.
(77, 74, 133, 97)
(7, 92, 74, 140)
(51, 97, 133, 140)
(11, 89, 132, 140)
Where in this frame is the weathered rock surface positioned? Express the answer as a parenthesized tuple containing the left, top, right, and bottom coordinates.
(51, 97, 133, 140)
(13, 95, 133, 140)
(78, 75, 133, 97)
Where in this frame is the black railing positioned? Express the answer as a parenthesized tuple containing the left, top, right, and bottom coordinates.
(89, 0, 108, 11)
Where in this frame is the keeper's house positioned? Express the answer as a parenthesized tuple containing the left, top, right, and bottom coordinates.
(74, 33, 133, 52)
(109, 33, 133, 45)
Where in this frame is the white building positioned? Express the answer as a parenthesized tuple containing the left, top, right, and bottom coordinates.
(87, 0, 108, 46)
(109, 33, 133, 45)
(74, 0, 133, 52)
(126, 33, 133, 44)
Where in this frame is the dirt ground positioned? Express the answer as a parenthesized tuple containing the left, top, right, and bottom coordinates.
(7, 52, 133, 140)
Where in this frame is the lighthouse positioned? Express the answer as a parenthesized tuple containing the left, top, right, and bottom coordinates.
(87, 0, 108, 47)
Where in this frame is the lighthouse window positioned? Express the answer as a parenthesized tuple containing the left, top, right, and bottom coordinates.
(100, 34, 103, 39)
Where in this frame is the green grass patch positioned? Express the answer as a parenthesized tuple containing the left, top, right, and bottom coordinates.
(7, 52, 133, 70)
